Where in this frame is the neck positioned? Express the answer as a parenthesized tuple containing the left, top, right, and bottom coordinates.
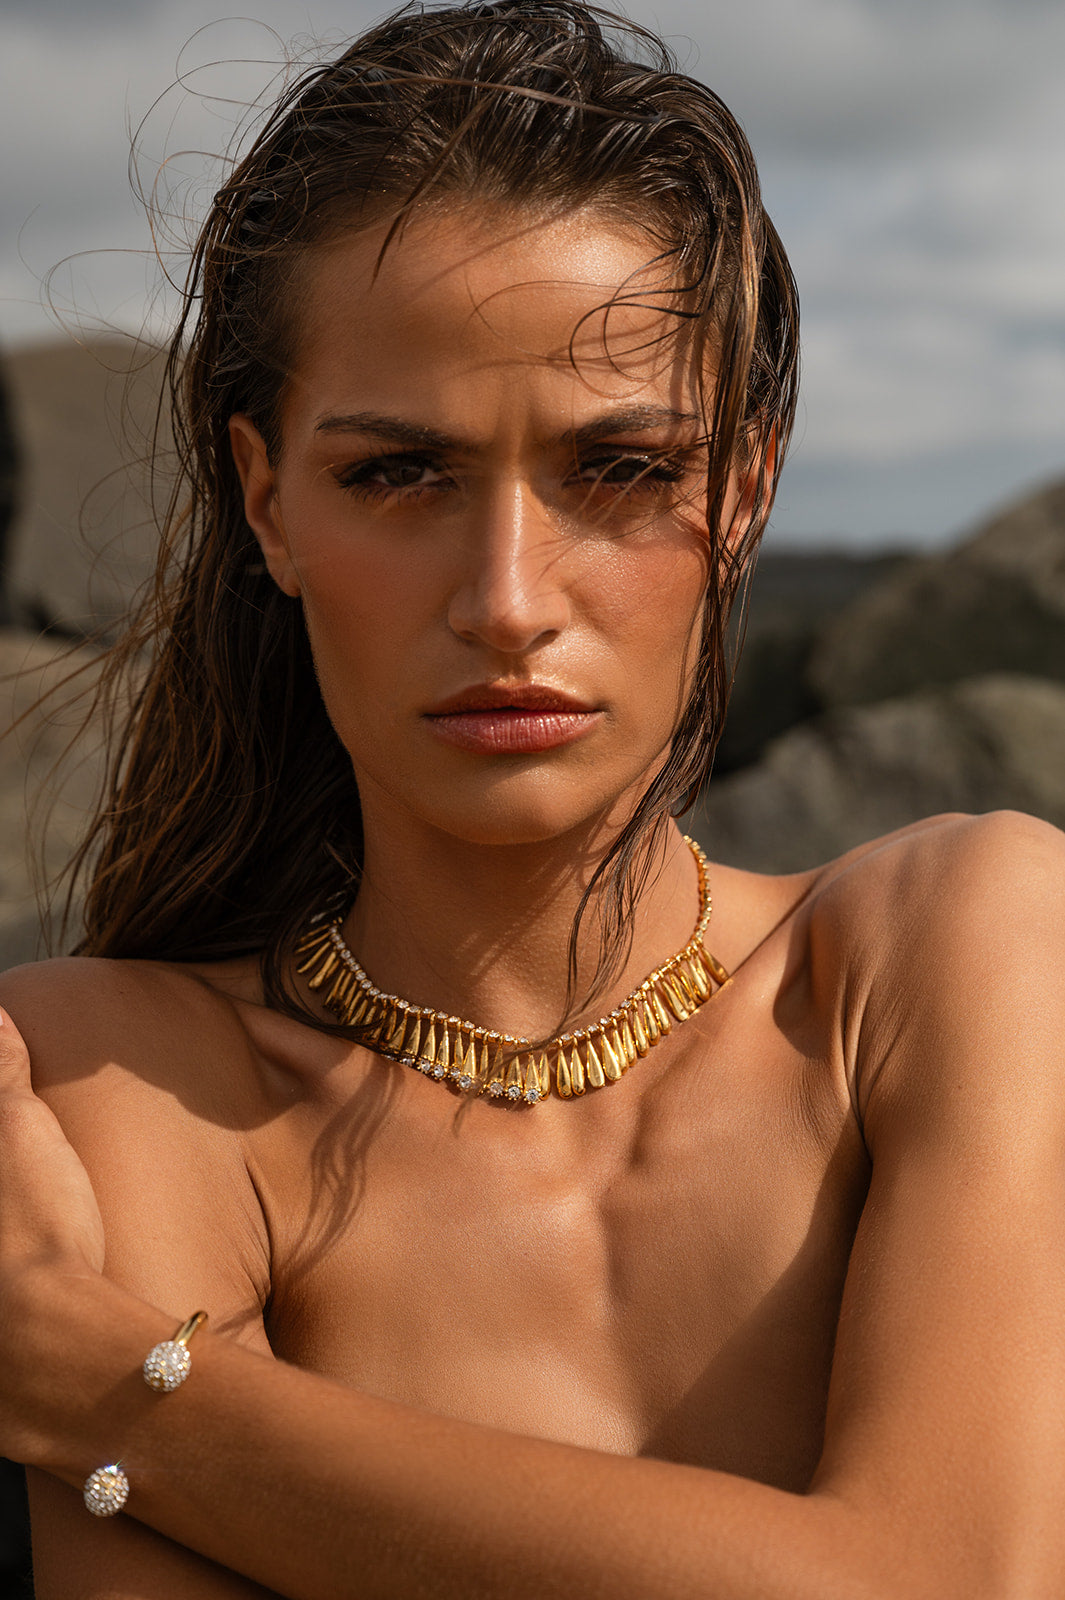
(334, 787, 703, 1043)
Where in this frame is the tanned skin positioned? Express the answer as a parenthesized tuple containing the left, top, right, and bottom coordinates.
(1, 208, 1063, 1599)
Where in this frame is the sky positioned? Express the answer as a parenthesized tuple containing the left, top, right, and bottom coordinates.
(2, 0, 1063, 550)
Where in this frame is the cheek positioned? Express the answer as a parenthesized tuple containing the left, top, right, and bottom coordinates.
(304, 556, 423, 642)
(282, 538, 417, 751)
(285, 499, 436, 660)
(589, 533, 708, 682)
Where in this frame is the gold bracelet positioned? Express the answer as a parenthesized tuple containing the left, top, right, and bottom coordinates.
(83, 1311, 208, 1518)
(143, 1310, 208, 1392)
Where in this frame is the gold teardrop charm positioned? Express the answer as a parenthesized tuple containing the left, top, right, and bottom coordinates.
(650, 989, 672, 1034)
(685, 957, 710, 1000)
(599, 1031, 623, 1081)
(706, 953, 730, 987)
(662, 975, 691, 1020)
(385, 1008, 409, 1054)
(504, 1053, 523, 1101)
(486, 1042, 507, 1097)
(531, 1053, 551, 1101)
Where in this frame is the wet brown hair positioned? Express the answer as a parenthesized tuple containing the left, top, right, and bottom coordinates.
(68, 0, 798, 1020)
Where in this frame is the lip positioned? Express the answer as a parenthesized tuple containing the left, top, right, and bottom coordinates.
(425, 683, 596, 716)
(424, 682, 602, 755)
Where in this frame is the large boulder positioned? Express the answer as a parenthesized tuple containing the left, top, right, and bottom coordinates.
(718, 549, 908, 771)
(0, 629, 106, 966)
(807, 477, 1065, 710)
(3, 336, 172, 636)
(691, 673, 1065, 874)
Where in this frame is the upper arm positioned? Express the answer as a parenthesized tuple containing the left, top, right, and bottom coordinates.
(0, 957, 277, 1597)
(0, 957, 272, 1335)
(813, 813, 1065, 1596)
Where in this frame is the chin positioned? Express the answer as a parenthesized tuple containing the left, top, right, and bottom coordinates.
(354, 739, 668, 850)
(425, 800, 609, 849)
(413, 765, 654, 849)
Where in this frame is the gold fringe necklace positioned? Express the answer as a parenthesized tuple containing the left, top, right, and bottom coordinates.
(295, 836, 729, 1105)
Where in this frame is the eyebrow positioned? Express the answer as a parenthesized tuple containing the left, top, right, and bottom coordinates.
(314, 413, 457, 451)
(567, 406, 702, 446)
(312, 405, 702, 451)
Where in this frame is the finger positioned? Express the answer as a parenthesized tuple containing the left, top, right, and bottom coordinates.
(0, 1006, 34, 1095)
(0, 1004, 107, 1273)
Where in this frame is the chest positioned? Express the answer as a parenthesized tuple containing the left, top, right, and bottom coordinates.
(256, 1029, 869, 1490)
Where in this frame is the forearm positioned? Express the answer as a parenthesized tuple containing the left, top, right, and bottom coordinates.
(27, 1468, 285, 1600)
(15, 1271, 897, 1600)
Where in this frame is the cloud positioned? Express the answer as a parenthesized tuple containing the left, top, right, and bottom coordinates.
(655, 0, 1065, 157)
(2, 0, 1062, 546)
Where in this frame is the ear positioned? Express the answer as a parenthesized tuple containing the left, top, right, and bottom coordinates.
(228, 414, 301, 598)
(721, 424, 779, 556)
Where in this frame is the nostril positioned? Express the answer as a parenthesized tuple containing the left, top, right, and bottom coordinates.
(447, 579, 570, 653)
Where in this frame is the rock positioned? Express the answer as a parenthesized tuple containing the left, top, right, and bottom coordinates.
(718, 549, 909, 771)
(690, 674, 1065, 874)
(4, 336, 172, 636)
(0, 628, 106, 965)
(807, 477, 1065, 710)
(0, 357, 18, 621)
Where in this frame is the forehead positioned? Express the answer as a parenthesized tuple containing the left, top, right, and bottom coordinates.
(283, 205, 699, 429)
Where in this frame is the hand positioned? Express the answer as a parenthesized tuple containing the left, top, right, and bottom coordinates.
(0, 1005, 104, 1277)
(0, 1006, 110, 1466)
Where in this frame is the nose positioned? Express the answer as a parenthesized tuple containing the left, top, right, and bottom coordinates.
(447, 478, 572, 654)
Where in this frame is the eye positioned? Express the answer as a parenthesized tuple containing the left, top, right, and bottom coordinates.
(575, 451, 689, 496)
(334, 451, 452, 500)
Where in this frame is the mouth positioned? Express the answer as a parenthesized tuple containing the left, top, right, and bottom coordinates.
(423, 683, 602, 754)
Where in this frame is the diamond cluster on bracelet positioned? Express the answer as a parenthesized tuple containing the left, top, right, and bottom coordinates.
(83, 1464, 130, 1517)
(142, 1338, 193, 1393)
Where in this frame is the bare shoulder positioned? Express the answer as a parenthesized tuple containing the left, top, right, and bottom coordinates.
(797, 811, 1065, 1134)
(803, 808, 1065, 960)
(0, 952, 269, 1108)
(0, 955, 277, 1338)
(712, 809, 1064, 1006)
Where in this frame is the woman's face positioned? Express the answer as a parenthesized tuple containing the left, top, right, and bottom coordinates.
(232, 204, 726, 849)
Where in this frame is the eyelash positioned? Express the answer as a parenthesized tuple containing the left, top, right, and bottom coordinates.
(334, 453, 450, 502)
(334, 449, 693, 504)
(578, 453, 689, 490)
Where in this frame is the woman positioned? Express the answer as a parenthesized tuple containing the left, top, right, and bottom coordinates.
(1, 2, 1064, 1595)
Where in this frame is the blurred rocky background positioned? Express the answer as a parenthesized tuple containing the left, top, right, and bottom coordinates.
(691, 475, 1065, 869)
(0, 335, 168, 984)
